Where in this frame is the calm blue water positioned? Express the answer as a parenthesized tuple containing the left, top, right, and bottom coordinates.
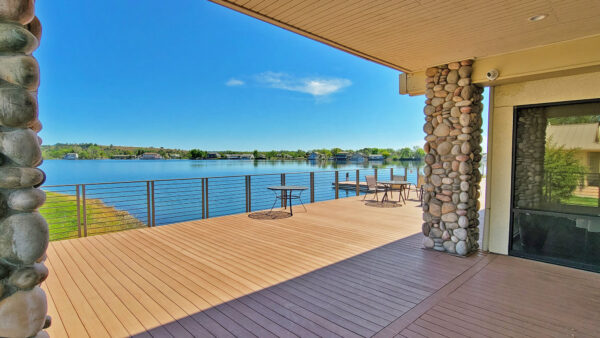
(41, 159, 425, 238)
(40, 159, 424, 185)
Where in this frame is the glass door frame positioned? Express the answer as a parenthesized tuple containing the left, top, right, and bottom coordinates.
(508, 98, 600, 272)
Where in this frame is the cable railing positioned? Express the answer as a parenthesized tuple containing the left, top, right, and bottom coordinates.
(41, 167, 420, 241)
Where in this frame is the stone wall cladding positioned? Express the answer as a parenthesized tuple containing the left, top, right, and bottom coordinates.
(421, 60, 484, 256)
(514, 108, 546, 209)
(0, 1, 50, 337)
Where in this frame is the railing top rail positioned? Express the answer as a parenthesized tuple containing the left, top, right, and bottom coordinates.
(41, 167, 399, 188)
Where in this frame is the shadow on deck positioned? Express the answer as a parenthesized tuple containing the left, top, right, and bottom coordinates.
(42, 195, 600, 337)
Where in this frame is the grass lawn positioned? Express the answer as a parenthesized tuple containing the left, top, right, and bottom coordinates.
(40, 191, 145, 241)
(563, 195, 599, 207)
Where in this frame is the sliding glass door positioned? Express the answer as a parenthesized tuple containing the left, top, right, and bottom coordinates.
(510, 99, 600, 272)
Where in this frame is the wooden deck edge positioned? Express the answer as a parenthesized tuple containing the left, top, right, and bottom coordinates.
(372, 253, 497, 337)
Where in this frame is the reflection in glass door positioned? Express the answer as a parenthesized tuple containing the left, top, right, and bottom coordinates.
(510, 99, 600, 272)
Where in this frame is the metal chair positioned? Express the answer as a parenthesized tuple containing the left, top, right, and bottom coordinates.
(415, 175, 425, 203)
(390, 174, 408, 199)
(363, 175, 385, 201)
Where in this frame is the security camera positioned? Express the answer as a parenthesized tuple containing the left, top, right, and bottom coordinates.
(486, 69, 499, 81)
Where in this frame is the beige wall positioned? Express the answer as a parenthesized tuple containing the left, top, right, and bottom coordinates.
(486, 71, 600, 254)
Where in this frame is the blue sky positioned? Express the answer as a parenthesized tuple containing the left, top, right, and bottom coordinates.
(36, 1, 487, 151)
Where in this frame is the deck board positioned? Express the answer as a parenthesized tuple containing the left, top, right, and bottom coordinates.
(42, 195, 600, 337)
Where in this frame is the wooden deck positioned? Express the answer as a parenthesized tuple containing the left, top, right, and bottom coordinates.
(41, 195, 600, 337)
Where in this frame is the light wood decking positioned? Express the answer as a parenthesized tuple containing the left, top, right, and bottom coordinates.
(41, 196, 600, 337)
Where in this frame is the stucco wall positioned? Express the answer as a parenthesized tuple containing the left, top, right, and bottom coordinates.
(487, 71, 600, 254)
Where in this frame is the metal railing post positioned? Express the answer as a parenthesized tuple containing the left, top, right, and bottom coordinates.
(390, 168, 394, 179)
(281, 173, 286, 207)
(404, 167, 408, 180)
(356, 170, 360, 196)
(245, 175, 251, 212)
(335, 171, 339, 199)
(146, 181, 151, 227)
(81, 184, 87, 237)
(374, 168, 378, 181)
(310, 172, 315, 203)
(201, 178, 205, 219)
(151, 181, 156, 226)
(205, 178, 209, 218)
(76, 185, 81, 237)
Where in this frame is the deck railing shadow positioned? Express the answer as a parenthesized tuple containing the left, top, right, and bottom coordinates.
(41, 167, 423, 241)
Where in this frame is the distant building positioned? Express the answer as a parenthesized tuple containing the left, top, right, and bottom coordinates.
(111, 154, 136, 160)
(141, 152, 162, 160)
(368, 154, 385, 161)
(168, 153, 181, 159)
(308, 152, 321, 160)
(207, 152, 221, 159)
(226, 154, 254, 160)
(350, 153, 366, 162)
(63, 153, 78, 160)
(334, 152, 349, 161)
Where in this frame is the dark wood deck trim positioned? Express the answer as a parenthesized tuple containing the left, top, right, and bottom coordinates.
(373, 253, 495, 337)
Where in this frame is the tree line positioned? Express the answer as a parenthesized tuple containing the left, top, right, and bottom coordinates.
(41, 143, 426, 160)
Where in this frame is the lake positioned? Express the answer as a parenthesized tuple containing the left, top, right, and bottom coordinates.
(39, 159, 426, 240)
(40, 159, 425, 185)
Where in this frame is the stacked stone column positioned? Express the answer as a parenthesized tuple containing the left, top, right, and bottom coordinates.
(421, 60, 484, 256)
(513, 108, 546, 208)
(0, 1, 50, 337)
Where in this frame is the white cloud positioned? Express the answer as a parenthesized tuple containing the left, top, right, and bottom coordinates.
(225, 78, 245, 86)
(256, 71, 351, 97)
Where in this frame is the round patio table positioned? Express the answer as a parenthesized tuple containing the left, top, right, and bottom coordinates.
(377, 180, 410, 204)
(267, 186, 308, 216)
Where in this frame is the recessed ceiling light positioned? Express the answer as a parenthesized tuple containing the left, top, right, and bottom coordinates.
(528, 14, 547, 22)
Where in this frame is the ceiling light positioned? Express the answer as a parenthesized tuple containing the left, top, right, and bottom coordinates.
(528, 14, 547, 22)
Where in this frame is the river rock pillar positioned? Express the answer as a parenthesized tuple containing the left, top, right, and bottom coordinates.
(0, 1, 50, 337)
(421, 60, 484, 256)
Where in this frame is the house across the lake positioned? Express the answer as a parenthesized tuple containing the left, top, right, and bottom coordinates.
(63, 153, 78, 160)
(368, 154, 385, 161)
(350, 153, 366, 162)
(334, 152, 349, 161)
(207, 152, 221, 159)
(140, 152, 162, 160)
(110, 154, 136, 160)
(226, 154, 254, 160)
(307, 152, 320, 160)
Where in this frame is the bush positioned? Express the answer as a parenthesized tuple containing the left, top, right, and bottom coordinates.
(544, 141, 586, 203)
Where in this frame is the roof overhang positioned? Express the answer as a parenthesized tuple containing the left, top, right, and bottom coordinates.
(210, 0, 600, 94)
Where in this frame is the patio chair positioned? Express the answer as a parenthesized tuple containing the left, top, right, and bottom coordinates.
(390, 174, 408, 199)
(363, 175, 385, 201)
(415, 175, 425, 203)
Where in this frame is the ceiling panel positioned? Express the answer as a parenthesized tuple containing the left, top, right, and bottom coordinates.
(211, 0, 600, 72)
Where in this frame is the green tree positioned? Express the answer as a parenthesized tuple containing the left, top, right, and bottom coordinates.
(330, 147, 343, 155)
(544, 141, 586, 203)
(398, 147, 412, 159)
(412, 146, 426, 159)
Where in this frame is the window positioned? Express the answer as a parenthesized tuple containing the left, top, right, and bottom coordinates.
(510, 99, 600, 272)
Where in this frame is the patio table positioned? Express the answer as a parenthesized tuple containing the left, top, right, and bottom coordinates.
(268, 186, 308, 216)
(377, 180, 410, 204)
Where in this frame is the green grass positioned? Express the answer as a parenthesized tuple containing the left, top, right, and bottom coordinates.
(40, 191, 145, 241)
(563, 195, 599, 207)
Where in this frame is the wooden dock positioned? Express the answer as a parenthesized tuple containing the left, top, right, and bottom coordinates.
(41, 195, 600, 337)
